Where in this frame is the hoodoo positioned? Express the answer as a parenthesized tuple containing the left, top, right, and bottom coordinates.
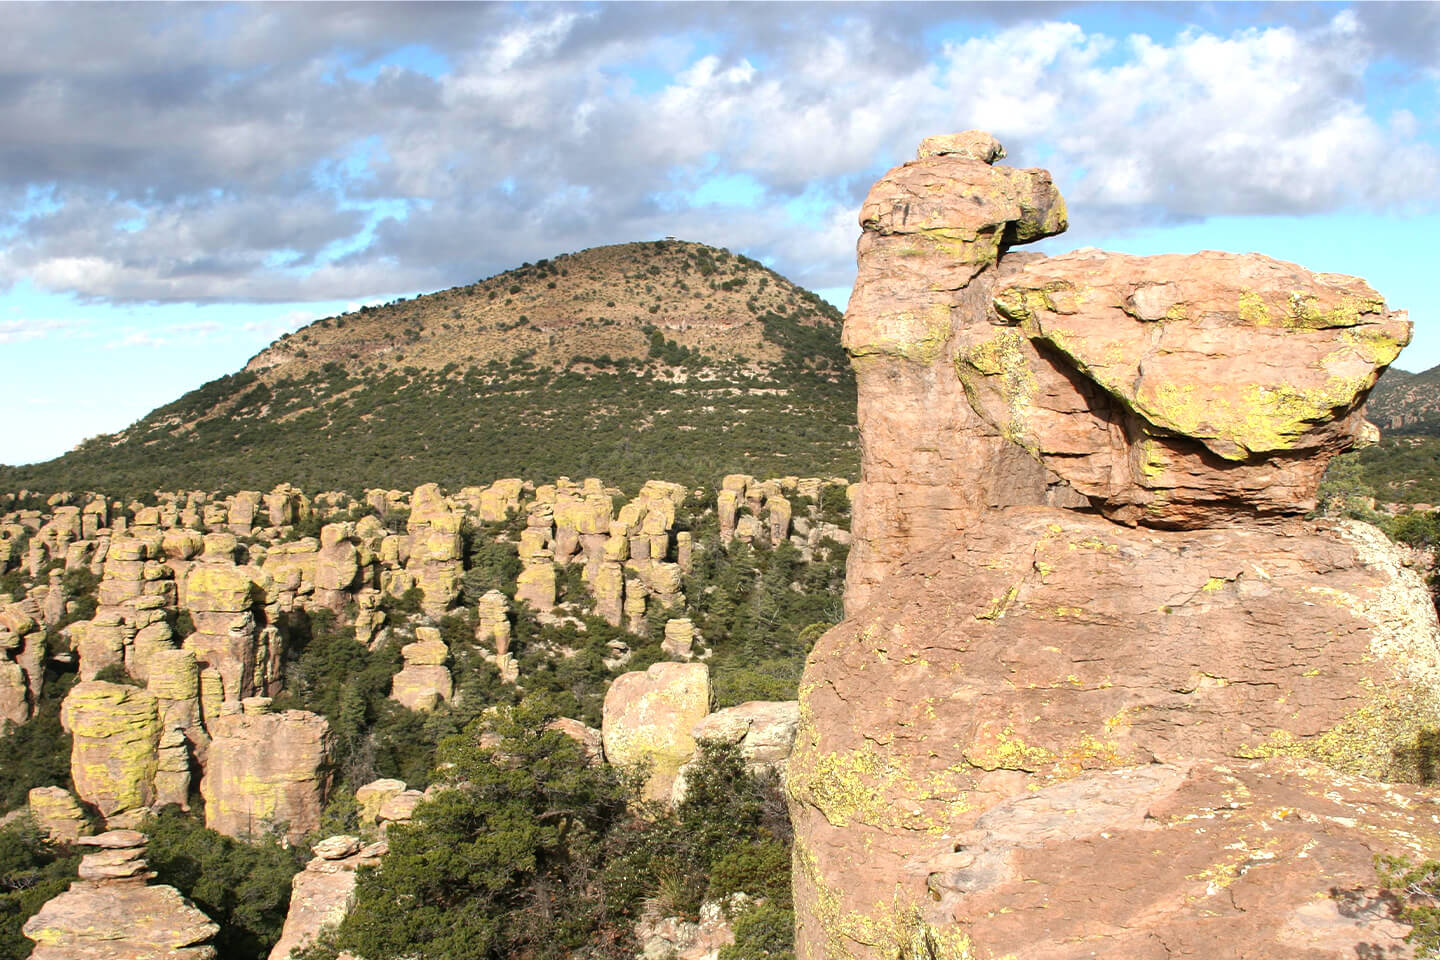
(788, 132, 1438, 958)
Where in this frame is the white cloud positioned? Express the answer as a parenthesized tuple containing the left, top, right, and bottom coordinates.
(0, 5, 1432, 308)
(0, 316, 79, 343)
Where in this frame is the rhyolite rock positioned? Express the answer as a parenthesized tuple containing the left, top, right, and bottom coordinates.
(60, 681, 160, 829)
(405, 483, 463, 618)
(200, 707, 334, 842)
(183, 535, 279, 703)
(389, 639, 453, 712)
(26, 786, 92, 843)
(23, 831, 218, 959)
(354, 778, 407, 828)
(267, 835, 386, 960)
(674, 700, 800, 805)
(789, 133, 1433, 960)
(602, 662, 710, 804)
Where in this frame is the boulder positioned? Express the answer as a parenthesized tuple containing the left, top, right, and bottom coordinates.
(546, 717, 605, 764)
(26, 786, 92, 843)
(675, 700, 799, 804)
(602, 662, 710, 804)
(789, 132, 1431, 960)
(354, 778, 406, 827)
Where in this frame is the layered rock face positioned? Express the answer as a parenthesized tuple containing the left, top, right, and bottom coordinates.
(789, 133, 1436, 960)
(200, 702, 334, 842)
(268, 835, 386, 960)
(23, 830, 218, 959)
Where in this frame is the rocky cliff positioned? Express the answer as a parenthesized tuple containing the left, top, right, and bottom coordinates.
(788, 132, 1438, 959)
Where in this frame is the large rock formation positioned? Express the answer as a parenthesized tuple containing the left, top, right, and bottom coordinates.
(60, 681, 160, 829)
(268, 835, 386, 960)
(183, 533, 280, 703)
(788, 133, 1436, 960)
(602, 662, 711, 803)
(22, 830, 218, 959)
(200, 701, 334, 842)
(405, 483, 464, 618)
(0, 601, 44, 727)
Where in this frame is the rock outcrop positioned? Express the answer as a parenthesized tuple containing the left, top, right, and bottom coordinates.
(200, 702, 334, 842)
(268, 835, 386, 960)
(789, 133, 1434, 960)
(22, 830, 218, 959)
(602, 661, 711, 803)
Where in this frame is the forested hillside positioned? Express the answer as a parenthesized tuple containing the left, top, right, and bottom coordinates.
(0, 241, 857, 498)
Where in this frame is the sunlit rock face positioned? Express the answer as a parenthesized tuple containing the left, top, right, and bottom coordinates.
(790, 132, 1434, 960)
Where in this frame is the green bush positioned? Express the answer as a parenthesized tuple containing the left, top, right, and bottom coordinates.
(719, 901, 796, 960)
(332, 697, 633, 960)
(0, 674, 75, 811)
(0, 820, 79, 960)
(142, 807, 304, 960)
(1376, 853, 1440, 954)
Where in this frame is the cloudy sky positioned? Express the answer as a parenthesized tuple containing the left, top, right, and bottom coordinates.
(2, 1, 1437, 465)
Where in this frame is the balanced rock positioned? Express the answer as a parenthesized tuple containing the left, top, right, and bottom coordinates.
(789, 133, 1432, 960)
(23, 831, 218, 959)
(602, 662, 710, 803)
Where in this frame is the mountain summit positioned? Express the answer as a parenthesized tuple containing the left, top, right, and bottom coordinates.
(2, 241, 857, 496)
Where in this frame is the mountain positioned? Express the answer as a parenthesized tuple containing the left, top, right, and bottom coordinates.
(0, 241, 858, 497)
(1365, 362, 1440, 436)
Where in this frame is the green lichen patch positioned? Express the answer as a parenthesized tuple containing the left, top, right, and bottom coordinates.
(1238, 685, 1440, 782)
(788, 739, 974, 832)
(955, 330, 1038, 453)
(1287, 292, 1386, 330)
(798, 842, 977, 960)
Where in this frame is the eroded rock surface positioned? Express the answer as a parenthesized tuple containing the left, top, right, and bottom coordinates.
(200, 704, 334, 842)
(22, 831, 218, 959)
(268, 835, 386, 960)
(60, 681, 160, 829)
(790, 132, 1433, 960)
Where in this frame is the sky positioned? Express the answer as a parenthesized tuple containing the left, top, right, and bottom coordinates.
(1, 1, 1437, 466)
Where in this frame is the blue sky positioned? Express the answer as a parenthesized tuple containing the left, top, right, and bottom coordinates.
(1, 1, 1437, 465)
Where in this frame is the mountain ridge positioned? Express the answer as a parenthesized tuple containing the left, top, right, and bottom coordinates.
(1366, 361, 1440, 436)
(0, 240, 859, 498)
